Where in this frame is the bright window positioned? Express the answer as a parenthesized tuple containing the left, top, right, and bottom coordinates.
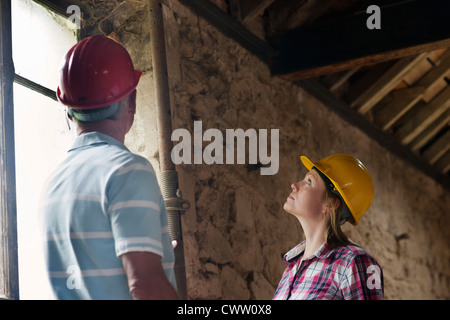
(12, 0, 78, 299)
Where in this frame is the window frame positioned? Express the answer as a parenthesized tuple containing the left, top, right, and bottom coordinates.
(0, 0, 79, 300)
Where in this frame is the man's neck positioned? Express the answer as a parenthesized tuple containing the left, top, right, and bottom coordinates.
(75, 120, 126, 144)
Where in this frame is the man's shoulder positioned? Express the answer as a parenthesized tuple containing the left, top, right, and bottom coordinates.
(111, 150, 156, 177)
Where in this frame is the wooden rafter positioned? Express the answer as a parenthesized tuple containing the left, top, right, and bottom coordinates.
(394, 85, 450, 145)
(272, 0, 340, 31)
(329, 67, 360, 93)
(351, 52, 429, 114)
(434, 149, 450, 174)
(374, 86, 424, 131)
(422, 130, 450, 164)
(409, 109, 450, 152)
(229, 0, 275, 25)
(298, 79, 450, 189)
(416, 49, 450, 100)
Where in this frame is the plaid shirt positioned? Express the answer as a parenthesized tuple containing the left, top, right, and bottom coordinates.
(273, 241, 384, 300)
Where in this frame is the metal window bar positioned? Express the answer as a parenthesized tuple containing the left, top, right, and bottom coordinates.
(13, 74, 57, 101)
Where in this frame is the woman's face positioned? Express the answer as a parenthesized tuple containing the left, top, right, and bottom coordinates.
(284, 170, 327, 220)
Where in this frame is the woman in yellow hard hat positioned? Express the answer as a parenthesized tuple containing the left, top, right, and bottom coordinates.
(273, 153, 384, 300)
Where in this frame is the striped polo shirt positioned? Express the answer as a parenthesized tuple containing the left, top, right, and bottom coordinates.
(40, 132, 176, 299)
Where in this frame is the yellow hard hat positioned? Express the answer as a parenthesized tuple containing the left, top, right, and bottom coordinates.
(300, 153, 374, 225)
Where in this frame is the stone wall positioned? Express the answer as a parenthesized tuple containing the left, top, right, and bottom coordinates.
(77, 0, 450, 300)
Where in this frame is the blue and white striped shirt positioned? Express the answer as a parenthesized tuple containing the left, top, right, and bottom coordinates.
(40, 132, 176, 299)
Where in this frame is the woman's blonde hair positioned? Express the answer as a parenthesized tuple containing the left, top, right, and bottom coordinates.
(323, 190, 358, 248)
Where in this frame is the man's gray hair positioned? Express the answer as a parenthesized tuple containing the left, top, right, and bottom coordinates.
(68, 90, 135, 123)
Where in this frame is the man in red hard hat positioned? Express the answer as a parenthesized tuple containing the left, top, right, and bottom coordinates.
(40, 35, 178, 300)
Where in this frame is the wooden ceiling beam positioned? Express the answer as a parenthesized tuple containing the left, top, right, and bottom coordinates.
(434, 149, 450, 174)
(422, 130, 450, 164)
(229, 0, 275, 25)
(351, 52, 429, 114)
(395, 85, 450, 145)
(373, 49, 450, 131)
(270, 0, 450, 80)
(274, 0, 340, 31)
(374, 86, 424, 131)
(409, 109, 450, 152)
(298, 79, 450, 189)
(419, 50, 450, 86)
(329, 67, 360, 93)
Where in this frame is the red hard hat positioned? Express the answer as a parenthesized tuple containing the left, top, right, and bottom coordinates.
(57, 35, 142, 109)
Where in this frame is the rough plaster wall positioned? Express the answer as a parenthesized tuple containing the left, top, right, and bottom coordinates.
(75, 0, 160, 171)
(78, 0, 450, 300)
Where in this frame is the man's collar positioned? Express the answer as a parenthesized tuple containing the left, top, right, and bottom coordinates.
(68, 132, 128, 152)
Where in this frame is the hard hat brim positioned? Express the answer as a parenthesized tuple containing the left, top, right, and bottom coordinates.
(57, 69, 142, 109)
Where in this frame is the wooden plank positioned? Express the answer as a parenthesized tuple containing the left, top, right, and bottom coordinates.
(275, 0, 340, 31)
(298, 79, 450, 190)
(374, 49, 450, 131)
(374, 86, 424, 131)
(422, 130, 450, 164)
(329, 67, 360, 92)
(264, 0, 306, 37)
(0, 0, 19, 300)
(409, 109, 450, 152)
(401, 49, 448, 88)
(401, 56, 434, 87)
(417, 49, 450, 102)
(230, 0, 275, 25)
(395, 85, 450, 145)
(342, 61, 394, 103)
(270, 0, 450, 80)
(434, 149, 450, 174)
(351, 53, 429, 114)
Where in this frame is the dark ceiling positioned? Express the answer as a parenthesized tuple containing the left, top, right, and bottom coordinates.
(35, 0, 450, 188)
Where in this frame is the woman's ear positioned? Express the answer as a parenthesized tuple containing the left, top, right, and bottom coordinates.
(323, 195, 341, 214)
(331, 197, 341, 211)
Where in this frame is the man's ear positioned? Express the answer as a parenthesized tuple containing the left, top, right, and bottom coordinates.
(128, 102, 136, 115)
(65, 109, 73, 130)
(128, 90, 137, 115)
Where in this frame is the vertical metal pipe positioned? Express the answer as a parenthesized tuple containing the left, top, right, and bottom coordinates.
(0, 0, 19, 300)
(148, 0, 188, 299)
